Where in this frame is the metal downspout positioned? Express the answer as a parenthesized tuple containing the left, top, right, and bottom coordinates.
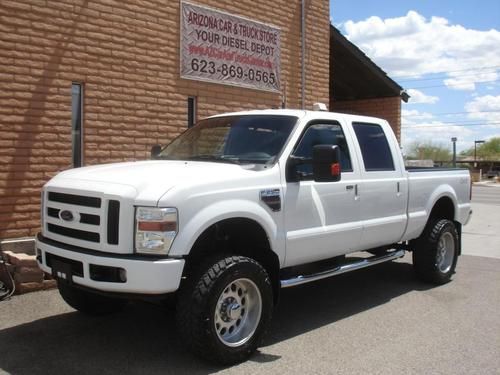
(301, 0, 305, 109)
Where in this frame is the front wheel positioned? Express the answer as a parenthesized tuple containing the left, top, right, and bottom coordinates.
(412, 219, 459, 284)
(176, 256, 273, 365)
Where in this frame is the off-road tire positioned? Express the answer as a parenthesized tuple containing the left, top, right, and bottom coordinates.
(176, 255, 273, 365)
(58, 282, 127, 315)
(412, 219, 459, 284)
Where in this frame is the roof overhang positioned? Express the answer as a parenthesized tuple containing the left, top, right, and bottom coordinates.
(330, 25, 409, 103)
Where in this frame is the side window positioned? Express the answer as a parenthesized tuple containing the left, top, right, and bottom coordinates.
(293, 122, 353, 178)
(352, 122, 394, 171)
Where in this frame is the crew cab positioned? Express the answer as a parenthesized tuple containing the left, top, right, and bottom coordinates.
(36, 109, 472, 364)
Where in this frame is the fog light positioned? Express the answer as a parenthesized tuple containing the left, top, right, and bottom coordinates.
(119, 268, 127, 283)
(89, 264, 126, 283)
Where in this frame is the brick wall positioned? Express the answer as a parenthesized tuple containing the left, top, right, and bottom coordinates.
(0, 0, 330, 239)
(330, 97, 402, 141)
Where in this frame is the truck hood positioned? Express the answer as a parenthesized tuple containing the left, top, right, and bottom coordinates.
(49, 160, 260, 205)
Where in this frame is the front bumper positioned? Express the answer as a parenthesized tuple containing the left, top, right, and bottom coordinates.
(36, 235, 185, 294)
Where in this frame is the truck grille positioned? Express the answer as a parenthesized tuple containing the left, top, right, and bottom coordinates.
(45, 190, 121, 248)
(48, 192, 101, 208)
(47, 223, 100, 242)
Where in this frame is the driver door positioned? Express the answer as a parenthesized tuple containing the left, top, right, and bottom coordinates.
(283, 120, 362, 267)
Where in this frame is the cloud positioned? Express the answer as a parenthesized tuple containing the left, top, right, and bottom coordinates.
(406, 89, 439, 104)
(464, 95, 500, 135)
(444, 71, 499, 91)
(342, 11, 500, 89)
(402, 109, 434, 120)
(401, 124, 474, 154)
(401, 101, 500, 153)
(465, 95, 500, 123)
(401, 109, 474, 153)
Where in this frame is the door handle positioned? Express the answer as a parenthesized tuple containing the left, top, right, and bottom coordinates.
(396, 182, 403, 197)
(347, 185, 359, 200)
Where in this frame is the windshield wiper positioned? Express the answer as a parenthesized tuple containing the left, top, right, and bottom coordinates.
(187, 155, 240, 164)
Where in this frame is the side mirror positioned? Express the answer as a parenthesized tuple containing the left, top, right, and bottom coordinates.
(150, 144, 162, 159)
(312, 145, 341, 182)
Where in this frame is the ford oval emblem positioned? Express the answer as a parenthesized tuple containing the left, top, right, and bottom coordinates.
(59, 210, 74, 222)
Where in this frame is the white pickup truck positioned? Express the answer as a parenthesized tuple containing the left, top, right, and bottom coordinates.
(36, 109, 471, 364)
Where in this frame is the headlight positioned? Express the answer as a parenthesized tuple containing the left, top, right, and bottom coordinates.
(135, 207, 178, 255)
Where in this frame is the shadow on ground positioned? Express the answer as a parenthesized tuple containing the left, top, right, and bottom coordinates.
(0, 260, 433, 374)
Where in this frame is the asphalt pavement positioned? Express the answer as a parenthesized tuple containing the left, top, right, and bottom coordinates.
(0, 185, 499, 374)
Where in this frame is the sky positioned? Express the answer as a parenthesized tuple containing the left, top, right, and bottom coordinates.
(330, 0, 500, 154)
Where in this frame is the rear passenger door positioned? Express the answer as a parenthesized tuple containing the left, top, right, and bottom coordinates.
(351, 122, 408, 250)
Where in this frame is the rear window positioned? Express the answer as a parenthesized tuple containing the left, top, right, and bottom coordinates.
(352, 122, 395, 171)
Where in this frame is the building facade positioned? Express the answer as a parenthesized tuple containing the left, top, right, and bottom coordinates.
(329, 26, 407, 141)
(330, 97, 402, 140)
(0, 0, 330, 240)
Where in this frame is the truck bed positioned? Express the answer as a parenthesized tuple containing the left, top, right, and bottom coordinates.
(406, 167, 469, 172)
(402, 168, 471, 241)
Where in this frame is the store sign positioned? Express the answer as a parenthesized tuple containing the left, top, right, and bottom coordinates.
(180, 1, 281, 92)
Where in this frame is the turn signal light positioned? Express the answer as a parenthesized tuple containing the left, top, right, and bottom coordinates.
(330, 163, 341, 176)
(138, 221, 177, 232)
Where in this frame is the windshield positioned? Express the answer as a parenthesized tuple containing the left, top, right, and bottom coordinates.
(158, 115, 297, 165)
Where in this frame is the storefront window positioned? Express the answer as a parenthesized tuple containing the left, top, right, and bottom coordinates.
(188, 96, 196, 128)
(71, 83, 83, 167)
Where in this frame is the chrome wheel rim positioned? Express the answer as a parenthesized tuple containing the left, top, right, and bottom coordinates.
(214, 278, 262, 347)
(436, 232, 455, 273)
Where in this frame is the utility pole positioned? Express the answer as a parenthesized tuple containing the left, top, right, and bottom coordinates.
(451, 137, 457, 168)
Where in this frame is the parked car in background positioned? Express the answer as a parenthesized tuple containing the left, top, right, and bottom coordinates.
(485, 167, 500, 179)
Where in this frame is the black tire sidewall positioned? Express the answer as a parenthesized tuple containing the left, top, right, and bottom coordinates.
(413, 219, 459, 284)
(177, 256, 274, 365)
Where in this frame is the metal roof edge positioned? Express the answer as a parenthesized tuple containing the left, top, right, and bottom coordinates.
(330, 25, 409, 103)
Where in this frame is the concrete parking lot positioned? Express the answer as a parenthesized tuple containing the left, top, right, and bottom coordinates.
(463, 184, 500, 259)
(0, 185, 499, 374)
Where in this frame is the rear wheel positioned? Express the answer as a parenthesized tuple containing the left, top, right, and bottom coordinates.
(58, 282, 126, 315)
(176, 255, 273, 365)
(412, 219, 459, 284)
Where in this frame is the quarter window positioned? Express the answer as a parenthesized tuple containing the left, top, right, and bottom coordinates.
(352, 122, 394, 171)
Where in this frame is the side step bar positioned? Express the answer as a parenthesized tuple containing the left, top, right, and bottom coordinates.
(280, 250, 406, 288)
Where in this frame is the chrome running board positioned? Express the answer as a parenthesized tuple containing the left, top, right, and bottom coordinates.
(280, 250, 406, 288)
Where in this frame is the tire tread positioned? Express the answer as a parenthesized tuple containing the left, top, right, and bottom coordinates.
(413, 219, 459, 284)
(176, 255, 272, 365)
